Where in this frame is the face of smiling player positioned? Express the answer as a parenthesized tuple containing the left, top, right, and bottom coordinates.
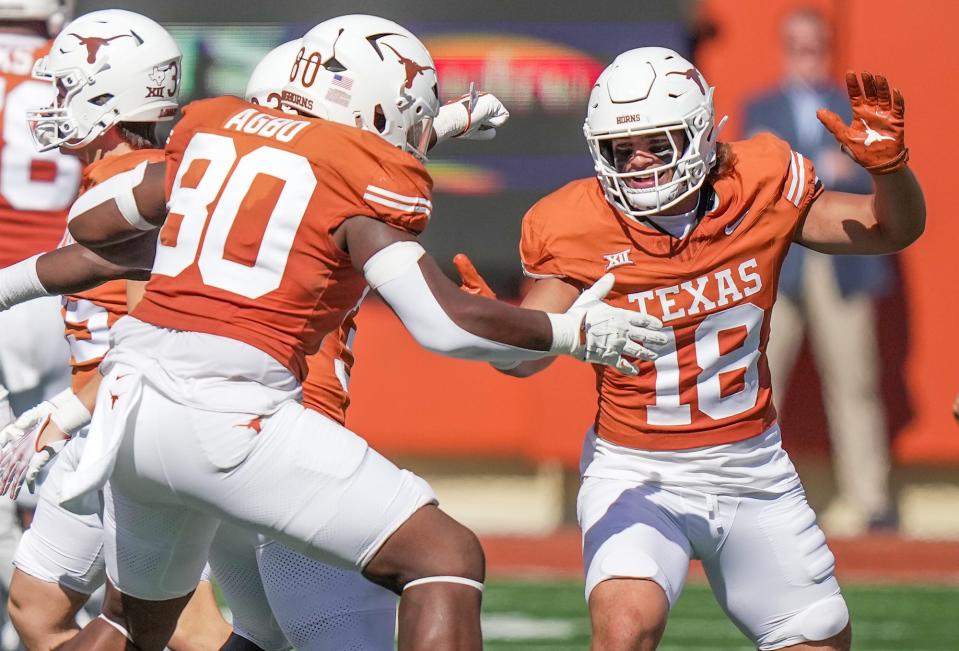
(606, 130, 699, 215)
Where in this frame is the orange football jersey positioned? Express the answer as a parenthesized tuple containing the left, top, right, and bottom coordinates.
(134, 96, 432, 381)
(62, 149, 165, 392)
(301, 296, 365, 425)
(521, 134, 821, 451)
(0, 34, 81, 267)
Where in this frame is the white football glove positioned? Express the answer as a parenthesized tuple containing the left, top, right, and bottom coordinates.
(432, 89, 510, 143)
(0, 389, 91, 498)
(0, 417, 61, 499)
(547, 274, 666, 376)
(0, 385, 12, 431)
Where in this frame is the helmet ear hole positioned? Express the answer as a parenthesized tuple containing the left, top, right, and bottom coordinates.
(372, 104, 387, 134)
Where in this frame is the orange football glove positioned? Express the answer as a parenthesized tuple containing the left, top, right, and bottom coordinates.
(453, 253, 496, 299)
(817, 71, 907, 174)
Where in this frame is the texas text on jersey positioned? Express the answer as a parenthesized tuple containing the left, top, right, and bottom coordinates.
(521, 133, 821, 450)
(132, 96, 433, 381)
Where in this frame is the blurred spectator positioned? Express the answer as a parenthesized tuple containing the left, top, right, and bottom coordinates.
(742, 6, 897, 532)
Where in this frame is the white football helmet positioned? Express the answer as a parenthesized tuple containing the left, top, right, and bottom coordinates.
(27, 9, 181, 152)
(0, 0, 73, 35)
(245, 39, 301, 109)
(282, 14, 439, 161)
(584, 47, 727, 218)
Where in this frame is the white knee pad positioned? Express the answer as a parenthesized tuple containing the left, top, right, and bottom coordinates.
(403, 576, 484, 593)
(760, 592, 849, 650)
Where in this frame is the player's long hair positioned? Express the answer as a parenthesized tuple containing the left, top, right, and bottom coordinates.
(707, 142, 736, 183)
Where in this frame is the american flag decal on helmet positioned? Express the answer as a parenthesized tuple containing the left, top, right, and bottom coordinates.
(331, 74, 353, 90)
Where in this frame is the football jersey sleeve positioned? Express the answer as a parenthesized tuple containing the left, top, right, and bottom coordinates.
(519, 203, 565, 279)
(733, 133, 824, 240)
(783, 147, 823, 221)
(329, 134, 434, 236)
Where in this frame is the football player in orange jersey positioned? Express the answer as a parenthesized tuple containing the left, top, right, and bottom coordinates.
(240, 41, 399, 651)
(0, 10, 257, 651)
(472, 47, 923, 650)
(0, 32, 524, 651)
(1, 15, 666, 651)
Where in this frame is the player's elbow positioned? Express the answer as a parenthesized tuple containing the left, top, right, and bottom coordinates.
(499, 358, 552, 378)
(883, 213, 925, 252)
(69, 213, 114, 248)
(75, 247, 145, 284)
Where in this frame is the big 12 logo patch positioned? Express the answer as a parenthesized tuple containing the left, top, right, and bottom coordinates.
(145, 60, 179, 98)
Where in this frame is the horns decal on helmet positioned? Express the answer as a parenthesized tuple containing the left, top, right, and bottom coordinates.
(381, 42, 434, 89)
(67, 32, 136, 64)
(666, 68, 706, 95)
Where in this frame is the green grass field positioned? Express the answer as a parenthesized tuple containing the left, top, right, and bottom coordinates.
(481, 578, 959, 650)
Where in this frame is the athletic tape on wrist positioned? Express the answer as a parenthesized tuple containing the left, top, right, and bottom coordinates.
(49, 390, 92, 435)
(0, 255, 50, 311)
(432, 101, 469, 142)
(546, 312, 581, 355)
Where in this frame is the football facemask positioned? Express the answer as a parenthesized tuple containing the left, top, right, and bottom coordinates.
(585, 47, 727, 219)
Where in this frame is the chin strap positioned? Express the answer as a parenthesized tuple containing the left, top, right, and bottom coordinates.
(403, 575, 485, 593)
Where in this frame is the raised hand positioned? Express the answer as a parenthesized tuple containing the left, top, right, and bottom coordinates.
(432, 88, 510, 143)
(817, 71, 907, 174)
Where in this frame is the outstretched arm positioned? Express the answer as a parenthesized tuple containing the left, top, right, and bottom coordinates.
(796, 71, 925, 254)
(452, 254, 665, 377)
(336, 217, 664, 375)
(0, 242, 150, 311)
(0, 159, 165, 311)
